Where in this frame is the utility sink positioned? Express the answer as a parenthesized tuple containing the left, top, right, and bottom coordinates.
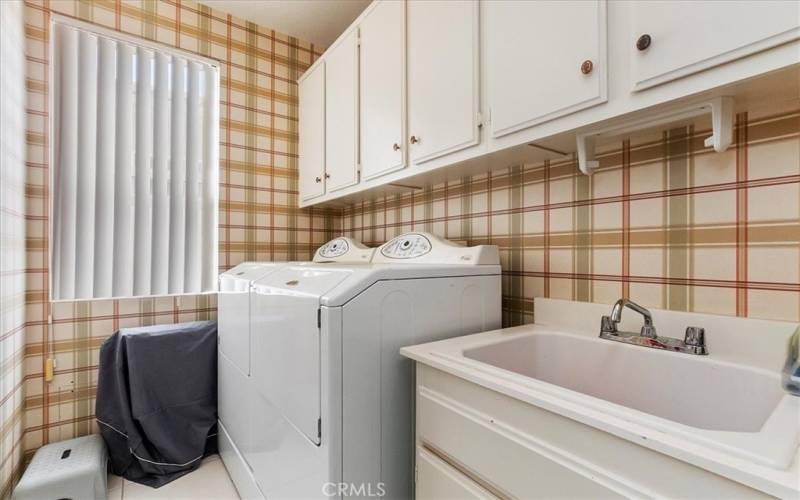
(463, 333, 783, 433)
(401, 298, 800, 484)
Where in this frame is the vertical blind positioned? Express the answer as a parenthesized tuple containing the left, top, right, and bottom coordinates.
(51, 21, 219, 300)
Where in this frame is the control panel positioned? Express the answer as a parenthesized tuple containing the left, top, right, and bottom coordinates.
(318, 238, 350, 258)
(372, 232, 500, 265)
(312, 237, 375, 263)
(380, 233, 432, 259)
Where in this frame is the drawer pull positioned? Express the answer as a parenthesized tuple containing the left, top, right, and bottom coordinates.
(580, 60, 593, 75)
(636, 34, 652, 51)
(410, 135, 420, 144)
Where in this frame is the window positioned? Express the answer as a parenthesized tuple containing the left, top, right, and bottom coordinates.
(50, 18, 219, 300)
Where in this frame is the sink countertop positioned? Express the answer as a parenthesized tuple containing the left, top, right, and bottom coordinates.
(400, 298, 800, 498)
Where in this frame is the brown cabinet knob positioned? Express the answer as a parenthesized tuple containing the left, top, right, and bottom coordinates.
(324, 173, 330, 179)
(636, 34, 652, 51)
(410, 135, 419, 144)
(315, 176, 322, 183)
(393, 143, 401, 151)
(580, 60, 593, 75)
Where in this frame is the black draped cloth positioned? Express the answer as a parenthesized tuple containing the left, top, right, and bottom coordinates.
(96, 321, 218, 488)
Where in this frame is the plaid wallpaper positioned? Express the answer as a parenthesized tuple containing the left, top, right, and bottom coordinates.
(8, 0, 800, 495)
(342, 106, 800, 327)
(1, 1, 29, 495)
(18, 0, 337, 486)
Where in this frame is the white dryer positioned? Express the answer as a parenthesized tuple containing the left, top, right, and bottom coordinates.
(217, 238, 374, 499)
(240, 232, 501, 499)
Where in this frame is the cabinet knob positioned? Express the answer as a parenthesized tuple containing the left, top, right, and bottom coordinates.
(315, 176, 322, 183)
(393, 143, 401, 151)
(410, 135, 420, 144)
(636, 34, 652, 51)
(580, 60, 593, 75)
(324, 173, 330, 179)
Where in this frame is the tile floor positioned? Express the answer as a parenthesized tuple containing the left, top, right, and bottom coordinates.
(108, 454, 241, 500)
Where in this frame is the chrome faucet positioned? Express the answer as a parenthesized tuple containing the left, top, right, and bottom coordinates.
(607, 299, 657, 338)
(784, 327, 800, 396)
(600, 298, 708, 355)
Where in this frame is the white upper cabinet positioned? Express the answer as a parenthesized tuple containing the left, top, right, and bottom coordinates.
(360, 0, 406, 181)
(485, 0, 607, 138)
(297, 0, 799, 207)
(630, 0, 800, 91)
(325, 29, 360, 192)
(298, 61, 325, 201)
(407, 0, 480, 164)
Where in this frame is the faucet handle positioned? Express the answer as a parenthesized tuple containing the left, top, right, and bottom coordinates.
(684, 326, 707, 354)
(640, 324, 657, 339)
(601, 315, 616, 334)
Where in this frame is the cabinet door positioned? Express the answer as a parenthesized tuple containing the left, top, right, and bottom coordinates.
(298, 62, 325, 200)
(486, 1, 607, 138)
(631, 1, 800, 91)
(360, 0, 405, 181)
(407, 0, 479, 164)
(325, 29, 359, 192)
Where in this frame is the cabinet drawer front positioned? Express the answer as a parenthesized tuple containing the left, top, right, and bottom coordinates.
(418, 387, 624, 499)
(417, 447, 497, 500)
(631, 1, 800, 90)
(486, 0, 607, 138)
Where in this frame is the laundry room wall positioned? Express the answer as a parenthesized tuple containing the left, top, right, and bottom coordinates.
(20, 0, 339, 474)
(341, 104, 800, 328)
(12, 0, 800, 491)
(1, 0, 29, 494)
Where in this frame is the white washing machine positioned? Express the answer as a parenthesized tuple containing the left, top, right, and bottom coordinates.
(217, 238, 375, 499)
(235, 232, 501, 499)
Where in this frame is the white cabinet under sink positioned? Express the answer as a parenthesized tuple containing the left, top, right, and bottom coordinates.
(407, 0, 480, 164)
(485, 0, 607, 138)
(359, 0, 406, 181)
(298, 61, 325, 201)
(412, 366, 772, 500)
(630, 0, 800, 90)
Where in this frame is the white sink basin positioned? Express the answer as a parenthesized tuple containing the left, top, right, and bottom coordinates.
(447, 329, 799, 470)
(401, 298, 800, 497)
(463, 332, 783, 433)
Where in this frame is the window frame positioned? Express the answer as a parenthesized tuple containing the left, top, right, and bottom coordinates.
(48, 14, 222, 302)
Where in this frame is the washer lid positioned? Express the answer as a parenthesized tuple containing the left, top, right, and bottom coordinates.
(313, 236, 375, 263)
(251, 266, 353, 298)
(219, 262, 286, 292)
